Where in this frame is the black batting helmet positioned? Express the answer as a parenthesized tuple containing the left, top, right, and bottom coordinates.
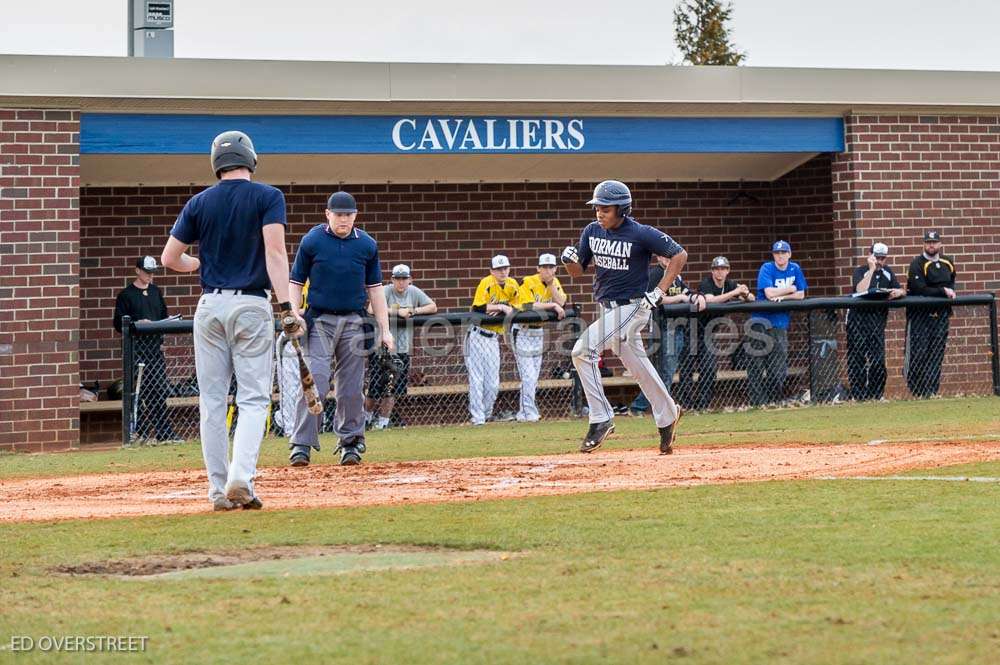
(587, 180, 632, 217)
(210, 130, 257, 178)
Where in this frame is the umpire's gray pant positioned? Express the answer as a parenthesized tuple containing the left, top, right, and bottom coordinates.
(193, 291, 274, 503)
(290, 312, 367, 447)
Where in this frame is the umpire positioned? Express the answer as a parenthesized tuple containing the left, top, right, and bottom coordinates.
(846, 242, 906, 401)
(113, 256, 181, 444)
(905, 230, 957, 397)
(287, 191, 393, 467)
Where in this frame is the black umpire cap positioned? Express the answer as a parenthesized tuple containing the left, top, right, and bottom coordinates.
(327, 191, 358, 213)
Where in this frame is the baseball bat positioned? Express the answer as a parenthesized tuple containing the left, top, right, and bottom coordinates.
(289, 337, 323, 415)
(131, 362, 146, 442)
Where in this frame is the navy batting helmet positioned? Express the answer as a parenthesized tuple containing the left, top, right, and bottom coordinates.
(210, 130, 257, 178)
(587, 180, 632, 216)
(326, 191, 358, 213)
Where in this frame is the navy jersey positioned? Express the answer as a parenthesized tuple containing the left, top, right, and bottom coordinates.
(576, 217, 684, 301)
(170, 179, 286, 291)
(290, 224, 382, 313)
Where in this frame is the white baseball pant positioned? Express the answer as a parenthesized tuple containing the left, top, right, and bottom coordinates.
(464, 326, 500, 424)
(274, 332, 302, 434)
(513, 325, 544, 421)
(571, 301, 678, 428)
(193, 291, 274, 503)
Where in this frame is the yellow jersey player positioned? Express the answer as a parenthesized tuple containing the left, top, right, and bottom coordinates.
(513, 253, 567, 422)
(466, 254, 520, 425)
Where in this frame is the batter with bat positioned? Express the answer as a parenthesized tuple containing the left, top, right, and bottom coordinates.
(561, 180, 687, 454)
(161, 130, 303, 512)
(287, 191, 393, 467)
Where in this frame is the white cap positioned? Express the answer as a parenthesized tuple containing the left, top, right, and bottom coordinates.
(538, 253, 557, 266)
(872, 242, 889, 257)
(391, 264, 411, 278)
(491, 254, 511, 269)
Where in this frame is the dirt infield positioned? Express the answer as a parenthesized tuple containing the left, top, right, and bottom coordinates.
(2, 441, 998, 523)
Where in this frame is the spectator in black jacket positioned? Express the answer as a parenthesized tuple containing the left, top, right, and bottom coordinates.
(114, 256, 181, 443)
(846, 242, 906, 401)
(905, 231, 957, 397)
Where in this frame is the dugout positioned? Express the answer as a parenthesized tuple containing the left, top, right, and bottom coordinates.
(2, 55, 1000, 450)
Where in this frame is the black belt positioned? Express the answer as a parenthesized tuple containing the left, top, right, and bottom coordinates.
(600, 298, 637, 309)
(311, 307, 364, 317)
(470, 326, 497, 338)
(204, 288, 269, 299)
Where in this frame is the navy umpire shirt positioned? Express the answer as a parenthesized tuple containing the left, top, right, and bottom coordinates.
(170, 179, 287, 291)
(290, 224, 382, 313)
(576, 216, 684, 302)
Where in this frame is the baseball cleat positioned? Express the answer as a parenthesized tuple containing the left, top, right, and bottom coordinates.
(224, 480, 254, 507)
(212, 496, 237, 511)
(580, 420, 615, 453)
(288, 444, 312, 467)
(336, 439, 366, 466)
(241, 496, 263, 510)
(658, 409, 683, 455)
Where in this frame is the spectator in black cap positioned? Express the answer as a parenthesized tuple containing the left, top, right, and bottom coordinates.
(113, 256, 182, 443)
(905, 230, 957, 397)
(846, 242, 906, 401)
(693, 256, 754, 409)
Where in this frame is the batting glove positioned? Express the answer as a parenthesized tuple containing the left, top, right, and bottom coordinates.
(640, 287, 665, 311)
(561, 245, 579, 264)
(279, 302, 304, 338)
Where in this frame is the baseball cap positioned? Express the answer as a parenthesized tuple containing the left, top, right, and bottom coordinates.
(871, 242, 889, 257)
(538, 253, 557, 267)
(391, 264, 411, 278)
(772, 240, 792, 253)
(491, 254, 511, 269)
(711, 256, 730, 269)
(923, 230, 942, 242)
(136, 256, 159, 273)
(326, 191, 358, 213)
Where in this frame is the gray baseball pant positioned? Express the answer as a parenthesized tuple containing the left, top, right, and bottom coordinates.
(193, 291, 274, 503)
(290, 312, 367, 446)
(571, 301, 679, 428)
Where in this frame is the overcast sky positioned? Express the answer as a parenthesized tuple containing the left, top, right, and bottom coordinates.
(4, 0, 999, 71)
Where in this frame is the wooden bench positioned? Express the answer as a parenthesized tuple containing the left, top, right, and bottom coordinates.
(81, 366, 809, 412)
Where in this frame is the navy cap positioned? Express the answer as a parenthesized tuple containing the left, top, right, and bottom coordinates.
(771, 240, 791, 253)
(327, 191, 358, 213)
(923, 230, 942, 242)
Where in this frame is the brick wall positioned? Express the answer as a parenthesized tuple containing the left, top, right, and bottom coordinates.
(0, 109, 80, 452)
(79, 160, 839, 388)
(833, 114, 1000, 396)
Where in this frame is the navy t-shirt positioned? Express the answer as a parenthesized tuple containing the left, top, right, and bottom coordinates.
(576, 217, 684, 301)
(170, 179, 286, 291)
(290, 224, 382, 313)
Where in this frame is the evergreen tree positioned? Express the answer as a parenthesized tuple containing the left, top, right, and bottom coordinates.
(674, 0, 747, 65)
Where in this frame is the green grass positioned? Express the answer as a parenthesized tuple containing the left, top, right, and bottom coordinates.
(2, 479, 999, 664)
(2, 396, 998, 480)
(2, 396, 999, 662)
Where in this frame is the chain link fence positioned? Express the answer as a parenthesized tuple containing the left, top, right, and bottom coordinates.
(116, 295, 998, 446)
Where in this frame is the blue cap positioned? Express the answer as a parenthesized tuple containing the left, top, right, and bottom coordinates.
(772, 240, 791, 253)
